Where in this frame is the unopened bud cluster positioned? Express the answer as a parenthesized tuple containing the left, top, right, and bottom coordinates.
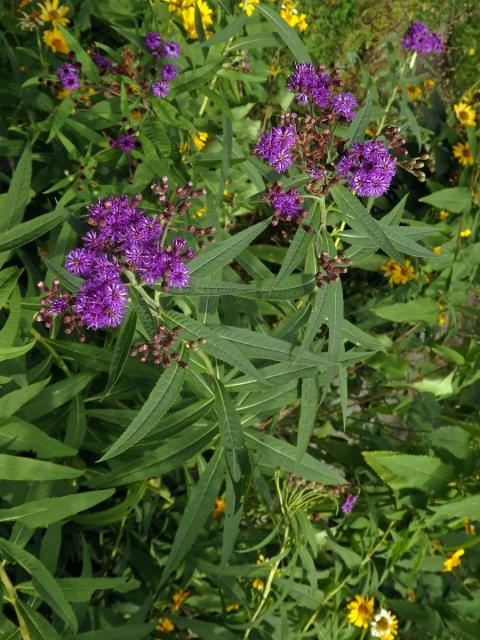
(315, 251, 352, 287)
(130, 325, 188, 368)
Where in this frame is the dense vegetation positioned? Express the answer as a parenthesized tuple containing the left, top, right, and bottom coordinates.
(0, 1, 479, 639)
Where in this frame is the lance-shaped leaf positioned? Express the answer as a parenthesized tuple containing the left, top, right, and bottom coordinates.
(256, 4, 312, 63)
(100, 354, 188, 461)
(347, 93, 372, 143)
(102, 308, 137, 398)
(0, 454, 82, 481)
(0, 144, 31, 233)
(0, 538, 77, 631)
(161, 448, 225, 584)
(0, 208, 65, 253)
(214, 380, 249, 484)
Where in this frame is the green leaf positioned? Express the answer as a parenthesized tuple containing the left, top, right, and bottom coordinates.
(58, 25, 100, 81)
(323, 281, 344, 395)
(372, 299, 439, 324)
(100, 356, 187, 461)
(164, 311, 266, 382)
(63, 625, 154, 640)
(363, 451, 454, 492)
(429, 495, 480, 521)
(0, 538, 77, 631)
(0, 454, 82, 481)
(0, 144, 31, 233)
(161, 449, 225, 584)
(347, 93, 372, 143)
(332, 184, 403, 261)
(0, 377, 51, 419)
(214, 380, 248, 484)
(245, 430, 345, 484)
(188, 218, 271, 276)
(89, 424, 217, 488)
(0, 418, 75, 458)
(18, 372, 95, 421)
(299, 286, 328, 355)
(178, 274, 315, 299)
(0, 489, 115, 527)
(0, 208, 65, 252)
(103, 309, 137, 398)
(419, 187, 472, 212)
(0, 341, 35, 362)
(17, 601, 62, 640)
(256, 4, 312, 62)
(18, 577, 140, 603)
(295, 377, 319, 467)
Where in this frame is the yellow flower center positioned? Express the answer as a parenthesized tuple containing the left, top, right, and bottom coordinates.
(377, 616, 389, 631)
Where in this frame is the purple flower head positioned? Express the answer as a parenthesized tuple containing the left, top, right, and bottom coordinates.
(65, 248, 94, 276)
(145, 31, 162, 51)
(92, 52, 114, 73)
(341, 493, 357, 514)
(331, 92, 357, 121)
(151, 80, 170, 98)
(161, 63, 177, 81)
(73, 278, 128, 330)
(335, 140, 396, 198)
(288, 63, 332, 107)
(111, 132, 139, 154)
(402, 21, 443, 56)
(56, 62, 80, 90)
(255, 124, 296, 173)
(162, 40, 180, 58)
(50, 297, 69, 313)
(271, 187, 303, 220)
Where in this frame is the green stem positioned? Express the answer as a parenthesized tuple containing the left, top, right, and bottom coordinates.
(31, 327, 72, 377)
(377, 55, 412, 135)
(0, 563, 32, 640)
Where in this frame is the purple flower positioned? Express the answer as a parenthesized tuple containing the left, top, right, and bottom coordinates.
(255, 124, 297, 173)
(56, 62, 80, 90)
(269, 185, 305, 224)
(335, 140, 396, 198)
(161, 63, 177, 81)
(65, 248, 94, 276)
(92, 52, 114, 73)
(111, 132, 139, 154)
(151, 80, 170, 98)
(73, 278, 128, 330)
(288, 63, 332, 107)
(145, 31, 162, 51)
(331, 92, 357, 121)
(402, 21, 443, 56)
(341, 493, 357, 514)
(162, 40, 180, 58)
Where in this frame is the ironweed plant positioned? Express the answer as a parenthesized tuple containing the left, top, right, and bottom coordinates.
(0, 1, 479, 639)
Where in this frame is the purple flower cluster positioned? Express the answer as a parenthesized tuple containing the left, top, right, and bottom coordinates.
(255, 124, 296, 173)
(144, 32, 180, 98)
(402, 21, 443, 56)
(92, 52, 115, 73)
(288, 63, 357, 120)
(63, 195, 193, 329)
(336, 141, 397, 197)
(341, 493, 357, 514)
(263, 182, 307, 225)
(110, 132, 140, 154)
(56, 62, 81, 91)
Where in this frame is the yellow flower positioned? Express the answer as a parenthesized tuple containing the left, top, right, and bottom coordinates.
(179, 141, 189, 157)
(156, 617, 175, 633)
(424, 79, 435, 90)
(443, 548, 464, 572)
(181, 0, 213, 39)
(192, 131, 208, 150)
(370, 608, 398, 640)
(459, 228, 472, 238)
(365, 126, 377, 138)
(464, 518, 476, 535)
(18, 9, 43, 30)
(406, 84, 422, 101)
(438, 311, 448, 326)
(226, 603, 240, 612)
(38, 0, 70, 26)
(239, 0, 260, 16)
(131, 109, 143, 122)
(43, 27, 70, 53)
(454, 102, 476, 127)
(381, 259, 417, 285)
(438, 210, 449, 220)
(432, 246, 442, 254)
(213, 496, 226, 519)
(346, 595, 374, 629)
(193, 205, 207, 219)
(252, 577, 264, 591)
(268, 63, 281, 77)
(280, 0, 308, 31)
(468, 47, 475, 56)
(453, 141, 474, 167)
(57, 87, 70, 100)
(171, 588, 190, 611)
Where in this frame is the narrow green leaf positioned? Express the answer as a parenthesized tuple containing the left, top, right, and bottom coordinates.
(0, 342, 35, 363)
(214, 380, 249, 484)
(0, 490, 115, 527)
(0, 208, 65, 253)
(199, 13, 247, 46)
(419, 187, 471, 213)
(0, 538, 77, 632)
(100, 355, 187, 461)
(347, 93, 372, 143)
(17, 601, 62, 640)
(0, 454, 82, 481)
(0, 145, 31, 232)
(103, 309, 137, 397)
(256, 4, 312, 62)
(0, 418, 76, 458)
(299, 286, 328, 355)
(295, 377, 319, 468)
(161, 449, 225, 584)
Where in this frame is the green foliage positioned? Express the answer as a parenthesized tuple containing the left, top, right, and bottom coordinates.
(0, 0, 479, 639)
